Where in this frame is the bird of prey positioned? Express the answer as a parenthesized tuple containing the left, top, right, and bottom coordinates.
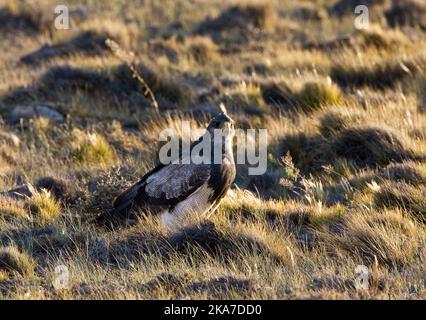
(97, 111, 236, 228)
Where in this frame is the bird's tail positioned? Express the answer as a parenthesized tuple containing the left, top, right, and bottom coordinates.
(112, 181, 142, 210)
(95, 181, 142, 225)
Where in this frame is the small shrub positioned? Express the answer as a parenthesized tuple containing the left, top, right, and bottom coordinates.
(72, 132, 115, 165)
(298, 80, 342, 112)
(281, 152, 300, 182)
(0, 246, 35, 278)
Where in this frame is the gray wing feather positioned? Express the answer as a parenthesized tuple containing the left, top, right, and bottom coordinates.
(145, 163, 211, 200)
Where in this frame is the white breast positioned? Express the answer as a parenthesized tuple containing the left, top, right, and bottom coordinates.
(160, 183, 214, 228)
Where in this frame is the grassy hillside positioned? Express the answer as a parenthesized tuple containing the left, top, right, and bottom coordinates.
(0, 0, 425, 299)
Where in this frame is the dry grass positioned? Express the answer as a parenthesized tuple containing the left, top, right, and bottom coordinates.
(321, 208, 423, 269)
(0, 0, 425, 300)
(0, 246, 35, 278)
(72, 131, 116, 165)
(28, 185, 62, 226)
(373, 181, 426, 222)
(298, 80, 343, 112)
(0, 197, 28, 220)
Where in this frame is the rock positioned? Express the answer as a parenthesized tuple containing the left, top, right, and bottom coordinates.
(9, 105, 65, 124)
(0, 185, 32, 200)
(0, 131, 20, 147)
(1, 177, 79, 203)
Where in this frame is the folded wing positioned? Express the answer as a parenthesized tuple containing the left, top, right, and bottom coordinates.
(111, 162, 211, 214)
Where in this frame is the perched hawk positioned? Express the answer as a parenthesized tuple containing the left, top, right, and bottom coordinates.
(97, 111, 236, 227)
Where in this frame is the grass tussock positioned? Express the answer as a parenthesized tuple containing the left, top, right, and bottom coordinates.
(0, 246, 35, 278)
(330, 0, 387, 16)
(281, 125, 422, 175)
(298, 80, 343, 112)
(322, 209, 422, 269)
(28, 185, 61, 226)
(261, 81, 297, 107)
(331, 55, 426, 89)
(72, 131, 115, 165)
(331, 127, 412, 168)
(373, 181, 426, 222)
(385, 0, 426, 29)
(0, 197, 28, 220)
(260, 79, 342, 113)
(34, 177, 79, 204)
(199, 3, 275, 33)
(418, 75, 426, 112)
(114, 218, 294, 267)
(318, 109, 365, 137)
(356, 26, 410, 50)
(378, 162, 426, 185)
(229, 82, 268, 115)
(196, 3, 276, 44)
(20, 31, 115, 65)
(112, 63, 191, 105)
(0, 0, 425, 300)
(292, 2, 328, 21)
(0, 2, 51, 34)
(5, 62, 190, 109)
(185, 36, 220, 65)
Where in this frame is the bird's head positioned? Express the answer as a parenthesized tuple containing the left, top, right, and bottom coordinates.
(206, 112, 235, 136)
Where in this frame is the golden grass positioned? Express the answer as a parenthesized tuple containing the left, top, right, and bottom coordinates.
(321, 208, 423, 269)
(298, 80, 343, 111)
(0, 246, 36, 278)
(0, 197, 28, 220)
(0, 0, 425, 300)
(28, 185, 62, 226)
(72, 131, 116, 165)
